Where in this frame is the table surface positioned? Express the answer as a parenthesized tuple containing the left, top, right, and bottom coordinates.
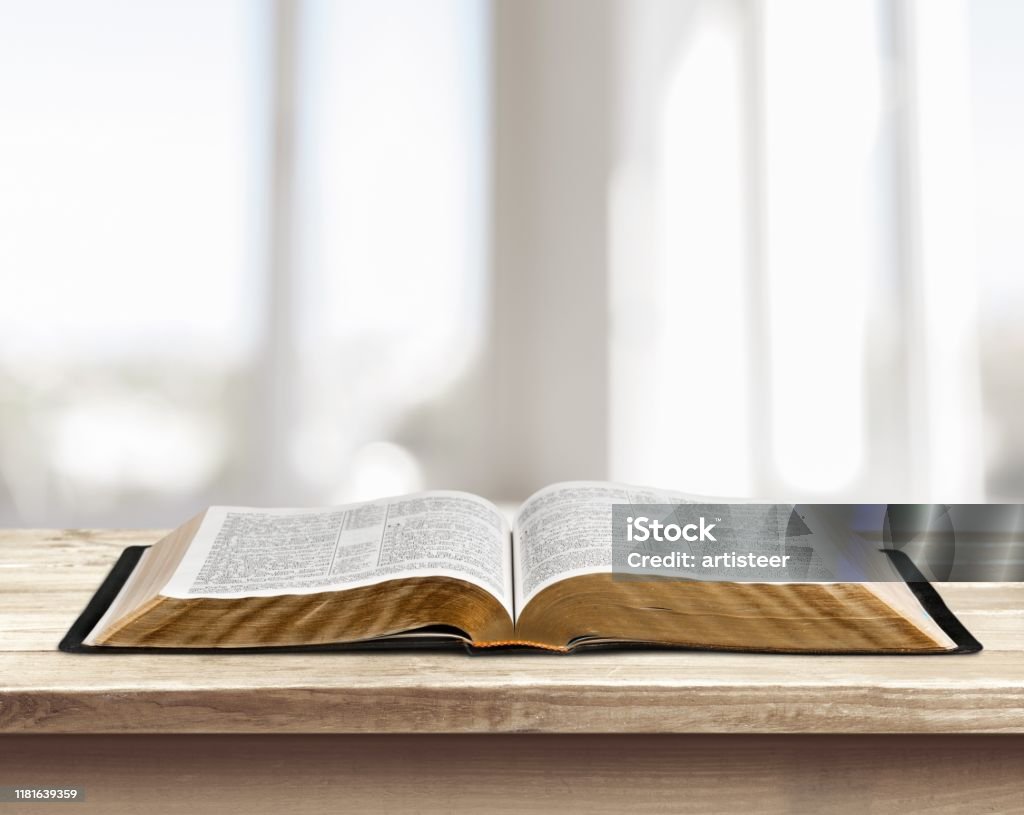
(1, 529, 1022, 735)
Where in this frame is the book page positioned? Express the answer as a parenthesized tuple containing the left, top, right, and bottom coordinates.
(160, 490, 514, 618)
(513, 483, 947, 644)
(512, 480, 710, 615)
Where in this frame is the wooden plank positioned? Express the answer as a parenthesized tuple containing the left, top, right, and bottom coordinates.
(1, 530, 1021, 734)
(945, 611, 1024, 650)
(0, 529, 163, 560)
(932, 582, 1024, 613)
(2, 734, 1023, 815)
(1, 650, 1023, 734)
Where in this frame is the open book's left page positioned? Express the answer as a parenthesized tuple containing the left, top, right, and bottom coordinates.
(158, 491, 514, 618)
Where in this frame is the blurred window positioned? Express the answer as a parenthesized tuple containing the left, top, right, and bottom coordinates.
(0, 0, 260, 525)
(2, 0, 1022, 526)
(0, 0, 487, 525)
(610, 0, 1022, 502)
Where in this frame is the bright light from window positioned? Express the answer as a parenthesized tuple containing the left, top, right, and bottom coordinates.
(0, 0, 262, 522)
(0, 0, 260, 363)
(762, 0, 882, 492)
(609, 2, 751, 497)
(654, 2, 750, 495)
(292, 0, 488, 499)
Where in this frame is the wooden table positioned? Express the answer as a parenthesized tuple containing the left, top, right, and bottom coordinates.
(1, 530, 1023, 813)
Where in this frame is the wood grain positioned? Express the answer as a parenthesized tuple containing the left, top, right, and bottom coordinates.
(2, 734, 1024, 815)
(1, 530, 1022, 734)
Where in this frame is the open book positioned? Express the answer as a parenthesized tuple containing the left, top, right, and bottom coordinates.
(63, 482, 980, 654)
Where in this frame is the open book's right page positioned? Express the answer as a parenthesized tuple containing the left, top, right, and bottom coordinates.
(510, 481, 957, 649)
(511, 481, 714, 619)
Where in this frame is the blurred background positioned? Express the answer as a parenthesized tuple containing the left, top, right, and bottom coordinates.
(0, 0, 1022, 528)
